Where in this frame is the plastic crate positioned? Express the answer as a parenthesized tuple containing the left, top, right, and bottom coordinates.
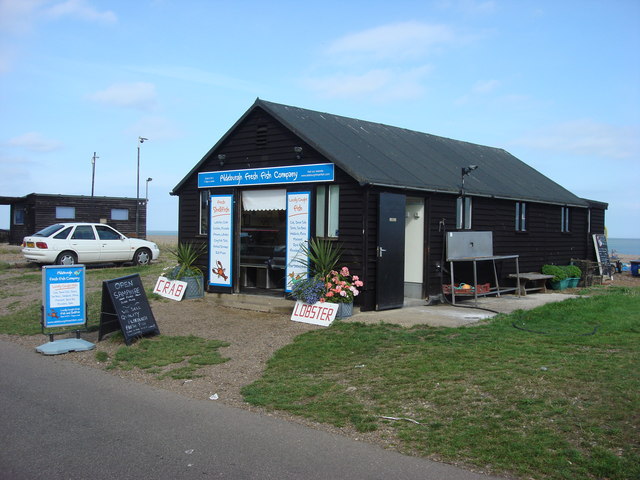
(442, 283, 490, 295)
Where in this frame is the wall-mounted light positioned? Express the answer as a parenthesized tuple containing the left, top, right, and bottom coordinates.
(294, 146, 303, 160)
(217, 154, 226, 166)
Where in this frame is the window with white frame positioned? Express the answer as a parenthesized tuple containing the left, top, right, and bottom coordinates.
(56, 206, 75, 219)
(316, 185, 340, 238)
(515, 202, 527, 232)
(456, 197, 472, 230)
(561, 206, 570, 232)
(199, 190, 210, 235)
(111, 208, 129, 221)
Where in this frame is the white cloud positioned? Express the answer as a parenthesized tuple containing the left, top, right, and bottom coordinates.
(455, 79, 502, 105)
(513, 119, 640, 160)
(326, 21, 457, 62)
(6, 132, 64, 152)
(0, 0, 43, 34)
(304, 66, 432, 101)
(88, 82, 157, 111)
(44, 0, 116, 24)
(0, 0, 116, 34)
(130, 65, 259, 92)
(472, 79, 500, 94)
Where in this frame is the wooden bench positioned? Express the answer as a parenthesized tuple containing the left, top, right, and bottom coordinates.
(508, 272, 554, 295)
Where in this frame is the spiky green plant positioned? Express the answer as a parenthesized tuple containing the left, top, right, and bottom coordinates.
(166, 242, 205, 279)
(298, 237, 343, 278)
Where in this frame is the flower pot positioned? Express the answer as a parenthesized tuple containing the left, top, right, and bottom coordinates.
(182, 275, 204, 299)
(549, 278, 571, 290)
(568, 277, 580, 288)
(336, 302, 353, 319)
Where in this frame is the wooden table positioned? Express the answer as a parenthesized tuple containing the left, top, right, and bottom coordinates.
(508, 273, 554, 295)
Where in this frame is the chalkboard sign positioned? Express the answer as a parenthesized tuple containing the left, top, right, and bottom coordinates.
(99, 274, 159, 345)
(593, 234, 612, 275)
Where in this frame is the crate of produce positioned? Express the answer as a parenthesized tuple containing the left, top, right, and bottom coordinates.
(442, 283, 490, 295)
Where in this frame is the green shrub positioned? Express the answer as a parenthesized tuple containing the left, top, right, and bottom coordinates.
(542, 264, 567, 282)
(564, 264, 582, 278)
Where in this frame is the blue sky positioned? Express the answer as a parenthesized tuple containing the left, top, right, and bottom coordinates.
(1, 0, 639, 237)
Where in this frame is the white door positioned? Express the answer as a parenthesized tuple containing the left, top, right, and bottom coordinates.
(404, 198, 424, 298)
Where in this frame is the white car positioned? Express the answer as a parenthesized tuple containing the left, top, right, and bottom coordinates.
(22, 223, 160, 266)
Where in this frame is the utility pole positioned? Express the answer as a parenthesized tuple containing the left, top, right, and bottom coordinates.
(91, 152, 99, 197)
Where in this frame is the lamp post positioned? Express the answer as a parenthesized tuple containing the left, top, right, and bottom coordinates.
(91, 152, 98, 197)
(145, 177, 153, 201)
(136, 136, 148, 237)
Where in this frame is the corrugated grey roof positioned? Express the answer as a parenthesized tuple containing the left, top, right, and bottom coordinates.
(174, 99, 588, 207)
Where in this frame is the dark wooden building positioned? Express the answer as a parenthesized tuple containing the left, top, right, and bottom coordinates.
(1, 193, 147, 245)
(171, 99, 607, 311)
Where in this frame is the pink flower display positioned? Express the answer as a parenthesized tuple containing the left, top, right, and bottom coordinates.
(322, 267, 364, 304)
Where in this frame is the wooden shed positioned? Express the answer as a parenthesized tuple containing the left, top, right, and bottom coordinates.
(171, 99, 607, 311)
(1, 193, 146, 245)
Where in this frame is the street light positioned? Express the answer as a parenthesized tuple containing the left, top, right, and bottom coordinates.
(145, 177, 153, 201)
(136, 136, 148, 237)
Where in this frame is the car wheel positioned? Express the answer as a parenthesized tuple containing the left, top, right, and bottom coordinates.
(56, 251, 77, 266)
(133, 248, 151, 266)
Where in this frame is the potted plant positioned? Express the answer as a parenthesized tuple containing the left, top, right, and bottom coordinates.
(563, 264, 582, 287)
(163, 242, 205, 299)
(541, 264, 569, 290)
(322, 266, 364, 318)
(289, 238, 363, 318)
(289, 276, 327, 304)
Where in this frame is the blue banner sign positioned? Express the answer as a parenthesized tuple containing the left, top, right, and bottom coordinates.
(198, 163, 334, 188)
(286, 192, 311, 292)
(42, 265, 86, 328)
(209, 194, 234, 287)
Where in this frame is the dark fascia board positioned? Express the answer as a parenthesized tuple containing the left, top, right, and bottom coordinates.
(582, 198, 609, 209)
(26, 193, 141, 201)
(2, 193, 141, 203)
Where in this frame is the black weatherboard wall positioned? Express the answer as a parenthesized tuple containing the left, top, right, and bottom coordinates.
(2, 193, 146, 244)
(172, 99, 607, 311)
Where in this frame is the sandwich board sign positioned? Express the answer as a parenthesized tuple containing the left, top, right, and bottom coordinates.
(99, 274, 159, 345)
(36, 265, 95, 355)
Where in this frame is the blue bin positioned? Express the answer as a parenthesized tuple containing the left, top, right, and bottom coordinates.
(631, 261, 640, 277)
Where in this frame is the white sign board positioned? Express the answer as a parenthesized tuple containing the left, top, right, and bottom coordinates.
(286, 191, 310, 291)
(153, 277, 188, 301)
(209, 194, 234, 287)
(291, 300, 338, 327)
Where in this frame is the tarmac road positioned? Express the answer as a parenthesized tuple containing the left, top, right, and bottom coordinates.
(0, 339, 504, 480)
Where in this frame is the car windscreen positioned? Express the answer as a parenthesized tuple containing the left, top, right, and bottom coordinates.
(33, 224, 65, 237)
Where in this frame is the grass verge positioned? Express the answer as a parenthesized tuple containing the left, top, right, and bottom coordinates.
(242, 286, 640, 480)
(106, 335, 230, 379)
